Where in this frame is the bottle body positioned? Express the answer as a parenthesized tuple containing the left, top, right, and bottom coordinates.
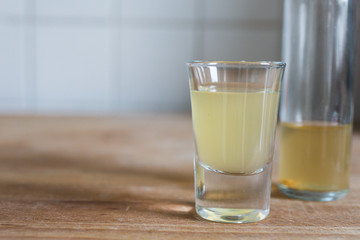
(279, 0, 356, 201)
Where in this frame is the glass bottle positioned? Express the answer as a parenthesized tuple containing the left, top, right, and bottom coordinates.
(278, 0, 358, 201)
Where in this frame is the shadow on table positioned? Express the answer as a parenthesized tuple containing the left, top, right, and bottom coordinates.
(271, 183, 292, 200)
(0, 149, 196, 221)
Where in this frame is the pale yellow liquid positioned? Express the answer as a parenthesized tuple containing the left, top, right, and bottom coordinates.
(191, 87, 279, 174)
(278, 122, 352, 192)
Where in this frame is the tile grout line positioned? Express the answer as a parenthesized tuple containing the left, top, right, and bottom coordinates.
(0, 16, 282, 31)
(108, 0, 122, 112)
(24, 0, 37, 112)
(106, 0, 112, 113)
(193, 0, 205, 60)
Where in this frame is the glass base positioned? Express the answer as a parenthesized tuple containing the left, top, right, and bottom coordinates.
(196, 206, 269, 223)
(194, 160, 272, 223)
(278, 183, 349, 201)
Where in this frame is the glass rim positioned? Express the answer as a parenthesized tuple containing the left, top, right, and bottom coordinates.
(186, 60, 286, 68)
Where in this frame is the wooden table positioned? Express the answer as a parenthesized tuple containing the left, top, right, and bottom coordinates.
(0, 115, 359, 239)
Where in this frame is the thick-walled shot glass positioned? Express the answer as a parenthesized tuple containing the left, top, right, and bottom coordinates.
(187, 61, 285, 223)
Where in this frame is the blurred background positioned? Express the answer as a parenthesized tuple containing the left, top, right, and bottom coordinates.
(0, 0, 359, 122)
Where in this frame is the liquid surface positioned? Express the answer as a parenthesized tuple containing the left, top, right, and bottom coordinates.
(278, 122, 352, 192)
(191, 87, 279, 174)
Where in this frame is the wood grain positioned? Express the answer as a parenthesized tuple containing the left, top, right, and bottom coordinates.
(0, 115, 359, 239)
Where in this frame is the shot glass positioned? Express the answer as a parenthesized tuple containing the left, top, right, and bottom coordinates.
(187, 61, 285, 223)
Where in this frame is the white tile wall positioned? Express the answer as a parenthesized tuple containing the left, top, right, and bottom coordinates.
(0, 24, 26, 109)
(203, 29, 281, 61)
(36, 25, 110, 111)
(205, 0, 283, 20)
(0, 0, 286, 114)
(119, 28, 193, 112)
(35, 0, 109, 17)
(0, 0, 24, 15)
(119, 0, 195, 19)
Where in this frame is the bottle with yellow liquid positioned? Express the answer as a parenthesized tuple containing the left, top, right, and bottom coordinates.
(279, 0, 357, 201)
(187, 61, 285, 223)
(278, 122, 352, 199)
